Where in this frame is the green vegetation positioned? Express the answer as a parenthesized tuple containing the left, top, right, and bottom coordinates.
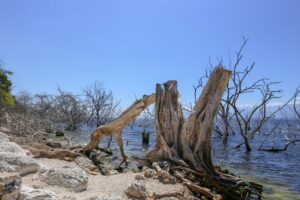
(0, 67, 14, 107)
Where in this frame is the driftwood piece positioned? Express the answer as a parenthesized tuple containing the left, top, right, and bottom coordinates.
(149, 191, 183, 200)
(174, 171, 222, 200)
(83, 94, 156, 165)
(27, 147, 80, 161)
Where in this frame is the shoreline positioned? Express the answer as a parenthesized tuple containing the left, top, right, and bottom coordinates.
(0, 130, 188, 200)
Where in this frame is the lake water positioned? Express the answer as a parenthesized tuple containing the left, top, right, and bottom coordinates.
(66, 125, 300, 200)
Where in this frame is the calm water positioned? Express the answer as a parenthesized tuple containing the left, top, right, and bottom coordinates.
(66, 125, 300, 200)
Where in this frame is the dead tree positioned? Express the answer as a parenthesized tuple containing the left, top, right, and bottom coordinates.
(259, 89, 300, 152)
(55, 87, 87, 131)
(146, 67, 261, 200)
(83, 82, 119, 127)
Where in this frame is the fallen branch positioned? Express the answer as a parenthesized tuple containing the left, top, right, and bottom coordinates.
(27, 147, 80, 161)
(259, 139, 300, 152)
(149, 191, 183, 200)
(152, 162, 176, 184)
(174, 171, 222, 200)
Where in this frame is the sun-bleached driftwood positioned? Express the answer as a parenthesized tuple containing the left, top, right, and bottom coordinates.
(27, 147, 80, 161)
(82, 93, 156, 165)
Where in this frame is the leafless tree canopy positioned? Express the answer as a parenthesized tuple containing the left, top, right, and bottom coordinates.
(192, 38, 295, 151)
(83, 82, 119, 127)
(55, 87, 87, 131)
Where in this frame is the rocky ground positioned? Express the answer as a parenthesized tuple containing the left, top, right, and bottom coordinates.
(0, 130, 192, 200)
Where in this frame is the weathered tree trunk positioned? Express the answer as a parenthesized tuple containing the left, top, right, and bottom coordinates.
(146, 67, 262, 200)
(83, 94, 156, 164)
(147, 67, 231, 172)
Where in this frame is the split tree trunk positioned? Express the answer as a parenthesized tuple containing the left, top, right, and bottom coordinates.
(146, 67, 261, 199)
(147, 67, 231, 173)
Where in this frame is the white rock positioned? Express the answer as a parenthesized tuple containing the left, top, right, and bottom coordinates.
(0, 131, 10, 143)
(19, 186, 58, 200)
(0, 152, 40, 176)
(0, 141, 26, 155)
(40, 166, 88, 192)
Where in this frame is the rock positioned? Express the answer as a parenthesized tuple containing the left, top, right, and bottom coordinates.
(45, 142, 61, 148)
(125, 181, 147, 199)
(62, 195, 77, 200)
(134, 174, 145, 180)
(45, 127, 54, 134)
(143, 169, 155, 178)
(107, 170, 119, 176)
(141, 166, 149, 172)
(32, 185, 43, 189)
(40, 166, 88, 192)
(19, 186, 58, 200)
(85, 197, 122, 200)
(55, 130, 64, 137)
(0, 172, 22, 200)
(0, 141, 26, 155)
(74, 156, 97, 172)
(0, 152, 40, 176)
(0, 131, 10, 143)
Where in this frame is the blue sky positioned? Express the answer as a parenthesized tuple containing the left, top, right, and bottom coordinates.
(0, 0, 300, 107)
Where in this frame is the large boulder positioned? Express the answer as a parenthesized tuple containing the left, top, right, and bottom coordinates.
(0, 141, 26, 155)
(39, 166, 88, 192)
(19, 186, 58, 200)
(0, 152, 40, 176)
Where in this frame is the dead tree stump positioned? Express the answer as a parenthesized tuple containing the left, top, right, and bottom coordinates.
(146, 67, 262, 200)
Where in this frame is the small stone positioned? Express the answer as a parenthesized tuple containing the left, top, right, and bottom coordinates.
(143, 169, 155, 178)
(45, 127, 54, 134)
(134, 174, 145, 180)
(32, 184, 43, 189)
(125, 181, 147, 199)
(55, 130, 64, 137)
(107, 170, 119, 176)
(142, 166, 149, 172)
(74, 156, 97, 172)
(63, 195, 77, 200)
(46, 142, 62, 148)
